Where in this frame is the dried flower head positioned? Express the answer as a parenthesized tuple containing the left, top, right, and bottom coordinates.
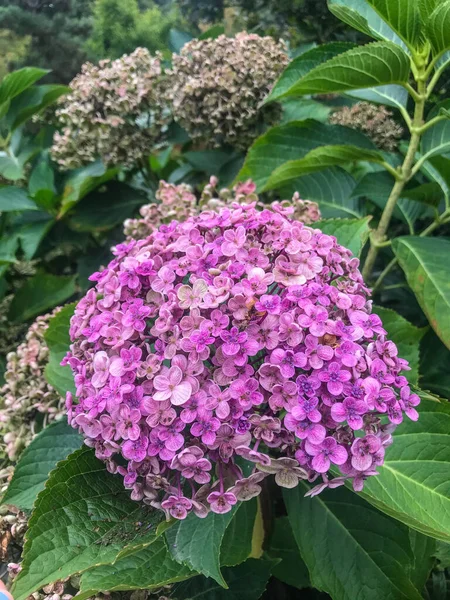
(66, 199, 417, 520)
(0, 309, 65, 463)
(123, 177, 320, 241)
(329, 102, 403, 151)
(168, 32, 289, 149)
(51, 48, 169, 170)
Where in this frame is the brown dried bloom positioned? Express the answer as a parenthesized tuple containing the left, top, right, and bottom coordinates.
(329, 102, 403, 151)
(51, 48, 169, 170)
(0, 309, 65, 463)
(168, 32, 289, 149)
(123, 178, 321, 241)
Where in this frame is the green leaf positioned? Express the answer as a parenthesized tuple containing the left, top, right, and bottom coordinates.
(198, 24, 225, 40)
(284, 167, 361, 218)
(366, 0, 420, 47)
(0, 67, 49, 105)
(263, 145, 385, 191)
(420, 330, 450, 400)
(347, 83, 408, 110)
(311, 216, 371, 256)
(284, 483, 423, 600)
(29, 156, 56, 199)
(266, 42, 357, 103)
(184, 150, 234, 175)
(273, 41, 410, 98)
(58, 161, 118, 218)
(393, 236, 450, 349)
(0, 234, 19, 264)
(0, 186, 37, 211)
(44, 303, 76, 397)
(220, 499, 258, 567)
(408, 530, 436, 593)
(237, 120, 374, 191)
(68, 181, 147, 232)
(421, 119, 450, 162)
(7, 272, 76, 322)
(360, 397, 450, 542)
(17, 215, 54, 260)
(170, 559, 274, 600)
(77, 538, 194, 598)
(12, 447, 167, 600)
(328, 0, 409, 50)
(281, 98, 332, 124)
(5, 84, 69, 131)
(267, 516, 310, 590)
(426, 1, 450, 58)
(373, 306, 427, 385)
(1, 419, 82, 511)
(169, 28, 193, 52)
(166, 505, 240, 587)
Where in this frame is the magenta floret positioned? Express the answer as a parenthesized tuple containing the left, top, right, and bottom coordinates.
(64, 203, 419, 519)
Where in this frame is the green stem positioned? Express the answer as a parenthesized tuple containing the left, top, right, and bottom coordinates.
(362, 81, 427, 282)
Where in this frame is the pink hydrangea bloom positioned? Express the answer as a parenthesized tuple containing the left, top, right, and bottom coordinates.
(65, 202, 417, 519)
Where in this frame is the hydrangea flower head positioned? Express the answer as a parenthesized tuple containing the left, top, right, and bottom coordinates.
(51, 48, 168, 169)
(168, 32, 289, 149)
(66, 202, 418, 519)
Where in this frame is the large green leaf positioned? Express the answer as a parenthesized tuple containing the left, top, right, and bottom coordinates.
(77, 539, 194, 599)
(0, 186, 37, 211)
(426, 1, 450, 58)
(347, 84, 408, 110)
(373, 306, 427, 385)
(166, 504, 240, 587)
(8, 272, 76, 322)
(170, 559, 274, 600)
(281, 98, 332, 124)
(68, 181, 147, 232)
(328, 0, 408, 50)
(267, 517, 310, 590)
(393, 236, 450, 349)
(1, 419, 82, 511)
(284, 484, 423, 600)
(58, 161, 118, 218)
(266, 42, 357, 103)
(237, 120, 374, 191)
(44, 303, 76, 397)
(408, 530, 436, 593)
(311, 216, 371, 257)
(12, 447, 167, 600)
(268, 41, 410, 99)
(220, 499, 258, 567)
(263, 145, 385, 191)
(366, 0, 420, 47)
(420, 330, 450, 400)
(284, 482, 421, 600)
(360, 398, 450, 542)
(0, 68, 49, 106)
(16, 214, 54, 260)
(420, 119, 450, 162)
(283, 167, 361, 219)
(4, 84, 69, 131)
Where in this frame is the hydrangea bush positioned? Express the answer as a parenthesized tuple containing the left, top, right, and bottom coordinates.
(168, 33, 289, 149)
(65, 200, 418, 520)
(51, 48, 168, 169)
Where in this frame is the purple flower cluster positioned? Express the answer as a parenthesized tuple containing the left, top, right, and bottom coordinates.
(65, 204, 418, 519)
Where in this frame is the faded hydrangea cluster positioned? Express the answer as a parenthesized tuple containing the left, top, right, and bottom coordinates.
(329, 102, 404, 151)
(0, 309, 65, 464)
(123, 177, 320, 241)
(51, 48, 168, 170)
(168, 33, 289, 149)
(65, 203, 419, 520)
